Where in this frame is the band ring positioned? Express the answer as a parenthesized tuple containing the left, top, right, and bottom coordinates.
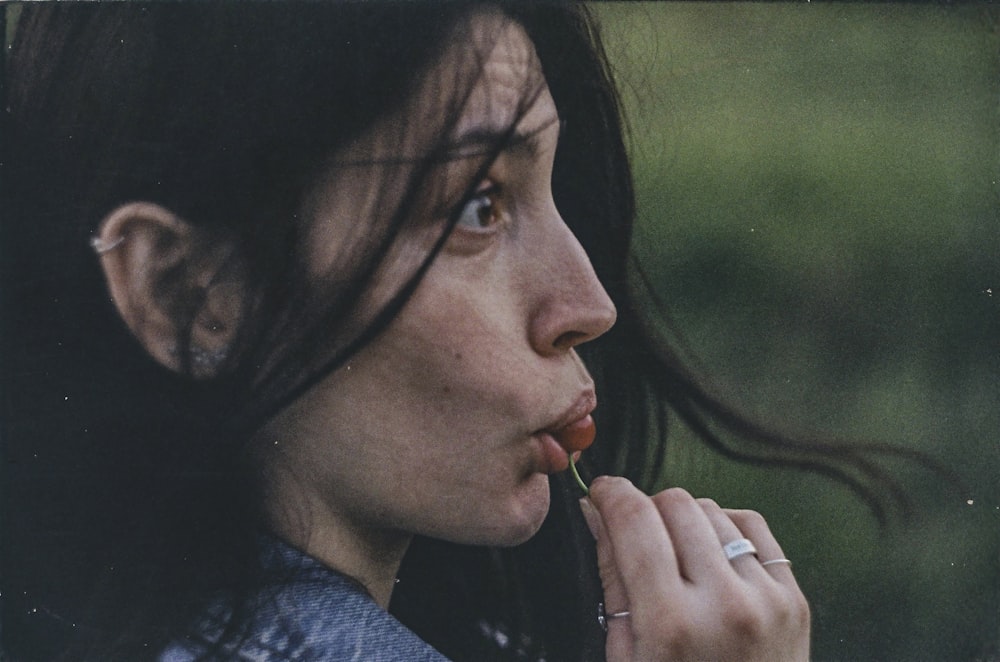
(761, 558, 793, 568)
(722, 538, 758, 562)
(597, 602, 631, 631)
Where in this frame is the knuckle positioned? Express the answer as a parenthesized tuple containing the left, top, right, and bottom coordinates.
(791, 588, 811, 628)
(696, 497, 721, 512)
(664, 486, 694, 501)
(728, 508, 768, 529)
(652, 486, 693, 508)
(763, 583, 811, 632)
(767, 588, 795, 624)
(717, 587, 758, 627)
(606, 490, 652, 527)
(728, 605, 767, 640)
(661, 630, 694, 660)
(641, 613, 693, 658)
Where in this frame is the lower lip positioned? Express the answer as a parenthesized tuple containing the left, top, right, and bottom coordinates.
(535, 432, 571, 474)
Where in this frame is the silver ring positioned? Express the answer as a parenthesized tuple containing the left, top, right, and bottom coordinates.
(761, 558, 792, 568)
(597, 602, 631, 631)
(722, 538, 758, 562)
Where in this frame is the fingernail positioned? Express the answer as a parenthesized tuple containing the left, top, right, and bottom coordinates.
(579, 497, 601, 540)
(590, 475, 629, 490)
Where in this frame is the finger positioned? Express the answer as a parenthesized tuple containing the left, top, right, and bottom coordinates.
(725, 508, 796, 583)
(579, 496, 632, 661)
(588, 476, 684, 618)
(650, 487, 731, 581)
(578, 497, 629, 614)
(726, 507, 811, 644)
(697, 499, 770, 580)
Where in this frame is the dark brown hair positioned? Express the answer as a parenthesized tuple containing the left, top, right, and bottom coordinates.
(2, 3, 940, 661)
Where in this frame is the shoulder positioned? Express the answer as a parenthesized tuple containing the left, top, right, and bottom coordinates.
(158, 541, 450, 662)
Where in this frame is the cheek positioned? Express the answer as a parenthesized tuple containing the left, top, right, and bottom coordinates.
(387, 290, 544, 426)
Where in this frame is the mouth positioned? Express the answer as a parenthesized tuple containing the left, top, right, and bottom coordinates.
(547, 390, 597, 436)
(531, 391, 597, 475)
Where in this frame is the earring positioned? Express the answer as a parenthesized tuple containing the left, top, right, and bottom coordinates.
(170, 345, 228, 373)
(191, 346, 228, 371)
(89, 235, 126, 255)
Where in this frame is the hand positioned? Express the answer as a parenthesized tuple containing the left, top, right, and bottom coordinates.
(581, 476, 810, 662)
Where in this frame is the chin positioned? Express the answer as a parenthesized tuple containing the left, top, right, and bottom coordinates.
(443, 474, 551, 547)
(493, 474, 552, 546)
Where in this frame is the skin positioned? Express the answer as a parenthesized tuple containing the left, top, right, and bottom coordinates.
(95, 10, 810, 660)
(253, 13, 615, 606)
(584, 480, 811, 661)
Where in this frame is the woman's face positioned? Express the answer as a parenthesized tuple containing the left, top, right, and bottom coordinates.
(257, 13, 616, 547)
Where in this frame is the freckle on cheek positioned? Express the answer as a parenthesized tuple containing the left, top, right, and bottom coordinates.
(453, 351, 462, 361)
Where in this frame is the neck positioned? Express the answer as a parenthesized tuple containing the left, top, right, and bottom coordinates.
(296, 521, 412, 608)
(254, 451, 413, 608)
(265, 499, 412, 608)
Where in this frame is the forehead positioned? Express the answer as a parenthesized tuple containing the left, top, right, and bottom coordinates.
(336, 11, 553, 164)
(445, 10, 552, 137)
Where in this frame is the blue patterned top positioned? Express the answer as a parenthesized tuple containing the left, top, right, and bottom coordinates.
(158, 538, 450, 661)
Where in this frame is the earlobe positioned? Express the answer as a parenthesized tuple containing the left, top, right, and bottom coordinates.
(94, 203, 243, 377)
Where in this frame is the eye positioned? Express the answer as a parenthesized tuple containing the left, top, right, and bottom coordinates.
(455, 182, 502, 232)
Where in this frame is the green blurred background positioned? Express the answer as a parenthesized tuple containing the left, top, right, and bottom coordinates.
(591, 4, 999, 661)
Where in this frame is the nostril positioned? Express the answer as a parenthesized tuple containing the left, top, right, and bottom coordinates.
(552, 330, 590, 351)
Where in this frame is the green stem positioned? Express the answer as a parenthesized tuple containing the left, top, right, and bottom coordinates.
(568, 453, 590, 496)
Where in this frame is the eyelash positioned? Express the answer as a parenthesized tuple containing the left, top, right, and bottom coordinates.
(455, 181, 502, 233)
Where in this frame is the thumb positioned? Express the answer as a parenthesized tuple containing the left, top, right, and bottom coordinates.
(580, 496, 633, 659)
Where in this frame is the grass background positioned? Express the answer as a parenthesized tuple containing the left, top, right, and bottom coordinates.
(590, 4, 999, 661)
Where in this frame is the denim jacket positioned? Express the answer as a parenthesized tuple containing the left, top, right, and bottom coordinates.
(158, 538, 450, 661)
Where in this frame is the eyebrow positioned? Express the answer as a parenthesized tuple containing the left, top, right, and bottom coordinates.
(325, 116, 561, 169)
(442, 114, 561, 160)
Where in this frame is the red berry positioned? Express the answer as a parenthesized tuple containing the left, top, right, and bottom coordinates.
(553, 415, 595, 453)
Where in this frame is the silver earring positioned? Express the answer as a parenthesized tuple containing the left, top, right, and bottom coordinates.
(89, 235, 126, 254)
(170, 345, 228, 373)
(191, 346, 228, 371)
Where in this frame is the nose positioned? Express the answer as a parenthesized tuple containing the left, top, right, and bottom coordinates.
(527, 217, 617, 356)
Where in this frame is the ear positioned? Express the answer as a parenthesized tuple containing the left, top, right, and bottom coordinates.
(94, 202, 245, 377)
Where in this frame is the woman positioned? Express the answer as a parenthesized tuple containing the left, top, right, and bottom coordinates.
(6, 3, 920, 660)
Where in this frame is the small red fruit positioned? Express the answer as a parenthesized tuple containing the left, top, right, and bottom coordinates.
(552, 415, 596, 454)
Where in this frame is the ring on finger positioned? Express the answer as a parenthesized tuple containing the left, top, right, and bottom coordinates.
(761, 558, 792, 568)
(597, 602, 631, 631)
(722, 537, 758, 562)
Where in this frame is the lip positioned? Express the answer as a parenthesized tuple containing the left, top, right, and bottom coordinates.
(530, 390, 597, 475)
(544, 389, 597, 435)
